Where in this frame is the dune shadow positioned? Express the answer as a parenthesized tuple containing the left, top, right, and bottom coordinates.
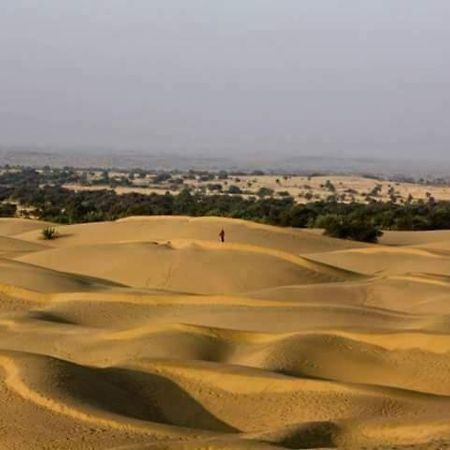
(50, 232, 74, 240)
(27, 310, 78, 325)
(55, 362, 238, 433)
(275, 421, 339, 449)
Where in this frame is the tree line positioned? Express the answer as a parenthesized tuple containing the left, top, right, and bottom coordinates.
(2, 178, 450, 242)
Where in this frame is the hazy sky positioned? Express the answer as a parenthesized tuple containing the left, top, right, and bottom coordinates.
(1, 1, 449, 159)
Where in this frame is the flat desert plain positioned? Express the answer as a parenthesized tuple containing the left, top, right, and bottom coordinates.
(0, 216, 450, 449)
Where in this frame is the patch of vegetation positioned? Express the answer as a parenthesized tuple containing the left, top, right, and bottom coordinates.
(324, 180, 336, 192)
(228, 185, 242, 194)
(41, 227, 57, 240)
(153, 173, 172, 183)
(0, 203, 17, 217)
(257, 187, 274, 198)
(207, 183, 223, 192)
(315, 214, 383, 243)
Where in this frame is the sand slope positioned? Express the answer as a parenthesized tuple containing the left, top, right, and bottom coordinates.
(1, 216, 450, 449)
(15, 215, 370, 254)
(18, 240, 360, 294)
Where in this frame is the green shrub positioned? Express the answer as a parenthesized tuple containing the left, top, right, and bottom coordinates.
(316, 214, 383, 243)
(257, 187, 274, 198)
(41, 227, 57, 240)
(228, 185, 242, 194)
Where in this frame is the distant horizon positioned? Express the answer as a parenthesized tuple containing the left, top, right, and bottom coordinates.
(1, 145, 450, 177)
(1, 143, 449, 162)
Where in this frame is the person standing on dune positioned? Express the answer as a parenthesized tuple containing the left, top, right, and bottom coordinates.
(219, 228, 225, 243)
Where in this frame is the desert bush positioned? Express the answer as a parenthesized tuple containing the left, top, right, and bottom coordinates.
(257, 187, 274, 198)
(41, 227, 57, 240)
(228, 185, 242, 194)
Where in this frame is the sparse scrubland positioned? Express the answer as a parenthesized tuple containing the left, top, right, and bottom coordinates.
(1, 167, 450, 242)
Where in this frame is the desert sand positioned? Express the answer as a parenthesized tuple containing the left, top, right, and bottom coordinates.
(0, 216, 450, 449)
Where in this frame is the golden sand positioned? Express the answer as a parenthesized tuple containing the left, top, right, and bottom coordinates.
(0, 217, 449, 449)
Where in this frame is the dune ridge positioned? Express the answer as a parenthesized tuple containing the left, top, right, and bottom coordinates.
(1, 216, 449, 449)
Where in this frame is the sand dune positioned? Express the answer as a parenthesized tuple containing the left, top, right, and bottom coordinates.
(380, 230, 450, 247)
(1, 216, 450, 449)
(15, 215, 369, 254)
(306, 246, 450, 277)
(0, 235, 47, 258)
(0, 218, 54, 237)
(18, 240, 360, 294)
(0, 258, 124, 296)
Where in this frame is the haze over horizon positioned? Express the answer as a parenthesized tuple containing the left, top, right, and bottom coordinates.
(1, 1, 450, 161)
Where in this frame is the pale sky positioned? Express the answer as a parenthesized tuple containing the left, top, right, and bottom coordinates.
(1, 1, 449, 160)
